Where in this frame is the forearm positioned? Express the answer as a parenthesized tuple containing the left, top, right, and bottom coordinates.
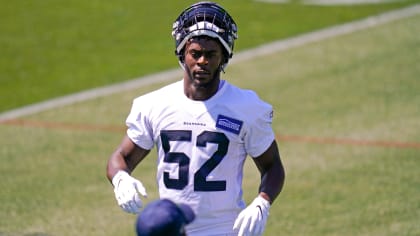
(259, 160, 285, 204)
(106, 150, 130, 183)
(106, 135, 151, 183)
(254, 141, 285, 204)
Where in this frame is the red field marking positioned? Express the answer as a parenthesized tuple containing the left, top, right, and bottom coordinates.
(0, 119, 125, 133)
(1, 119, 419, 149)
(277, 134, 420, 149)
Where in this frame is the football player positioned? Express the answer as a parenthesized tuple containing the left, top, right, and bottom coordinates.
(106, 2, 285, 235)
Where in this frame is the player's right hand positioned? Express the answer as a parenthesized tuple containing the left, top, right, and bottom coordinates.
(112, 170, 147, 214)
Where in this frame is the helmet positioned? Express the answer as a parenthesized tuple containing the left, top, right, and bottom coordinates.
(172, 1, 238, 66)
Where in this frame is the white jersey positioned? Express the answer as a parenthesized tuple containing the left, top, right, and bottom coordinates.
(126, 80, 275, 235)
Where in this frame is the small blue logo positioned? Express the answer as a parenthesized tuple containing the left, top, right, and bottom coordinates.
(216, 115, 243, 135)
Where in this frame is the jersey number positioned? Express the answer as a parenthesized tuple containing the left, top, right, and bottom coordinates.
(161, 130, 229, 191)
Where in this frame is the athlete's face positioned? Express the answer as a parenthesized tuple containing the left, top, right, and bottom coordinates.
(183, 37, 225, 97)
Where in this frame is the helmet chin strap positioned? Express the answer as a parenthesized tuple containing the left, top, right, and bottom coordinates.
(179, 61, 186, 71)
(220, 64, 226, 74)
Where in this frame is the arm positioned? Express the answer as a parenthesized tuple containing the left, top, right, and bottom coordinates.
(106, 135, 150, 182)
(252, 140, 285, 204)
(233, 140, 285, 236)
(106, 135, 151, 214)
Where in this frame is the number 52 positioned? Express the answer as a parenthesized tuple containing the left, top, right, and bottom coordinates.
(161, 130, 229, 192)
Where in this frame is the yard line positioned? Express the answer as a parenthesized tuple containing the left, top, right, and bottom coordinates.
(230, 4, 420, 63)
(256, 0, 404, 5)
(0, 4, 419, 121)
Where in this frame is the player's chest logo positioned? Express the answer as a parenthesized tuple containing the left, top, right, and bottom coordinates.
(216, 114, 243, 135)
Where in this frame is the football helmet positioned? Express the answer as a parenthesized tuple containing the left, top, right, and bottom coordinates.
(172, 1, 238, 67)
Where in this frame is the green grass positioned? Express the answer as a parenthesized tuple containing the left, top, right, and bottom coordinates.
(1, 0, 420, 112)
(0, 9, 419, 236)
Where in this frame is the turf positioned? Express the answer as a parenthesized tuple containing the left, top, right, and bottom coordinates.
(1, 0, 420, 112)
(0, 8, 419, 236)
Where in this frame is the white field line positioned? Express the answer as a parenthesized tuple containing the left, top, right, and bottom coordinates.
(256, 0, 403, 5)
(1, 4, 419, 121)
(302, 0, 401, 5)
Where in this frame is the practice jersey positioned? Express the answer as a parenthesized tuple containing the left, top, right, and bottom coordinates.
(126, 80, 275, 235)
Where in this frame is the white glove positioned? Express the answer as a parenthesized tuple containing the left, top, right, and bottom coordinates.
(112, 170, 147, 214)
(233, 195, 271, 236)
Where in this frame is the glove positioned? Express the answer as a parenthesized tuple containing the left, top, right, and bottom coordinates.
(112, 170, 147, 214)
(233, 195, 271, 236)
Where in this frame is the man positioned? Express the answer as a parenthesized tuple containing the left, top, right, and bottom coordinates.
(136, 199, 195, 236)
(106, 2, 285, 235)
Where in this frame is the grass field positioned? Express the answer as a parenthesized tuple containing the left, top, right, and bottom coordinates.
(1, 0, 420, 112)
(1, 2, 420, 236)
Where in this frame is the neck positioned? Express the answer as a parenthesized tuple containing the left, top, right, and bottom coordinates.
(183, 75, 220, 101)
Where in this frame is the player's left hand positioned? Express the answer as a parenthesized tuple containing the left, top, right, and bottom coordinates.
(233, 195, 270, 236)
